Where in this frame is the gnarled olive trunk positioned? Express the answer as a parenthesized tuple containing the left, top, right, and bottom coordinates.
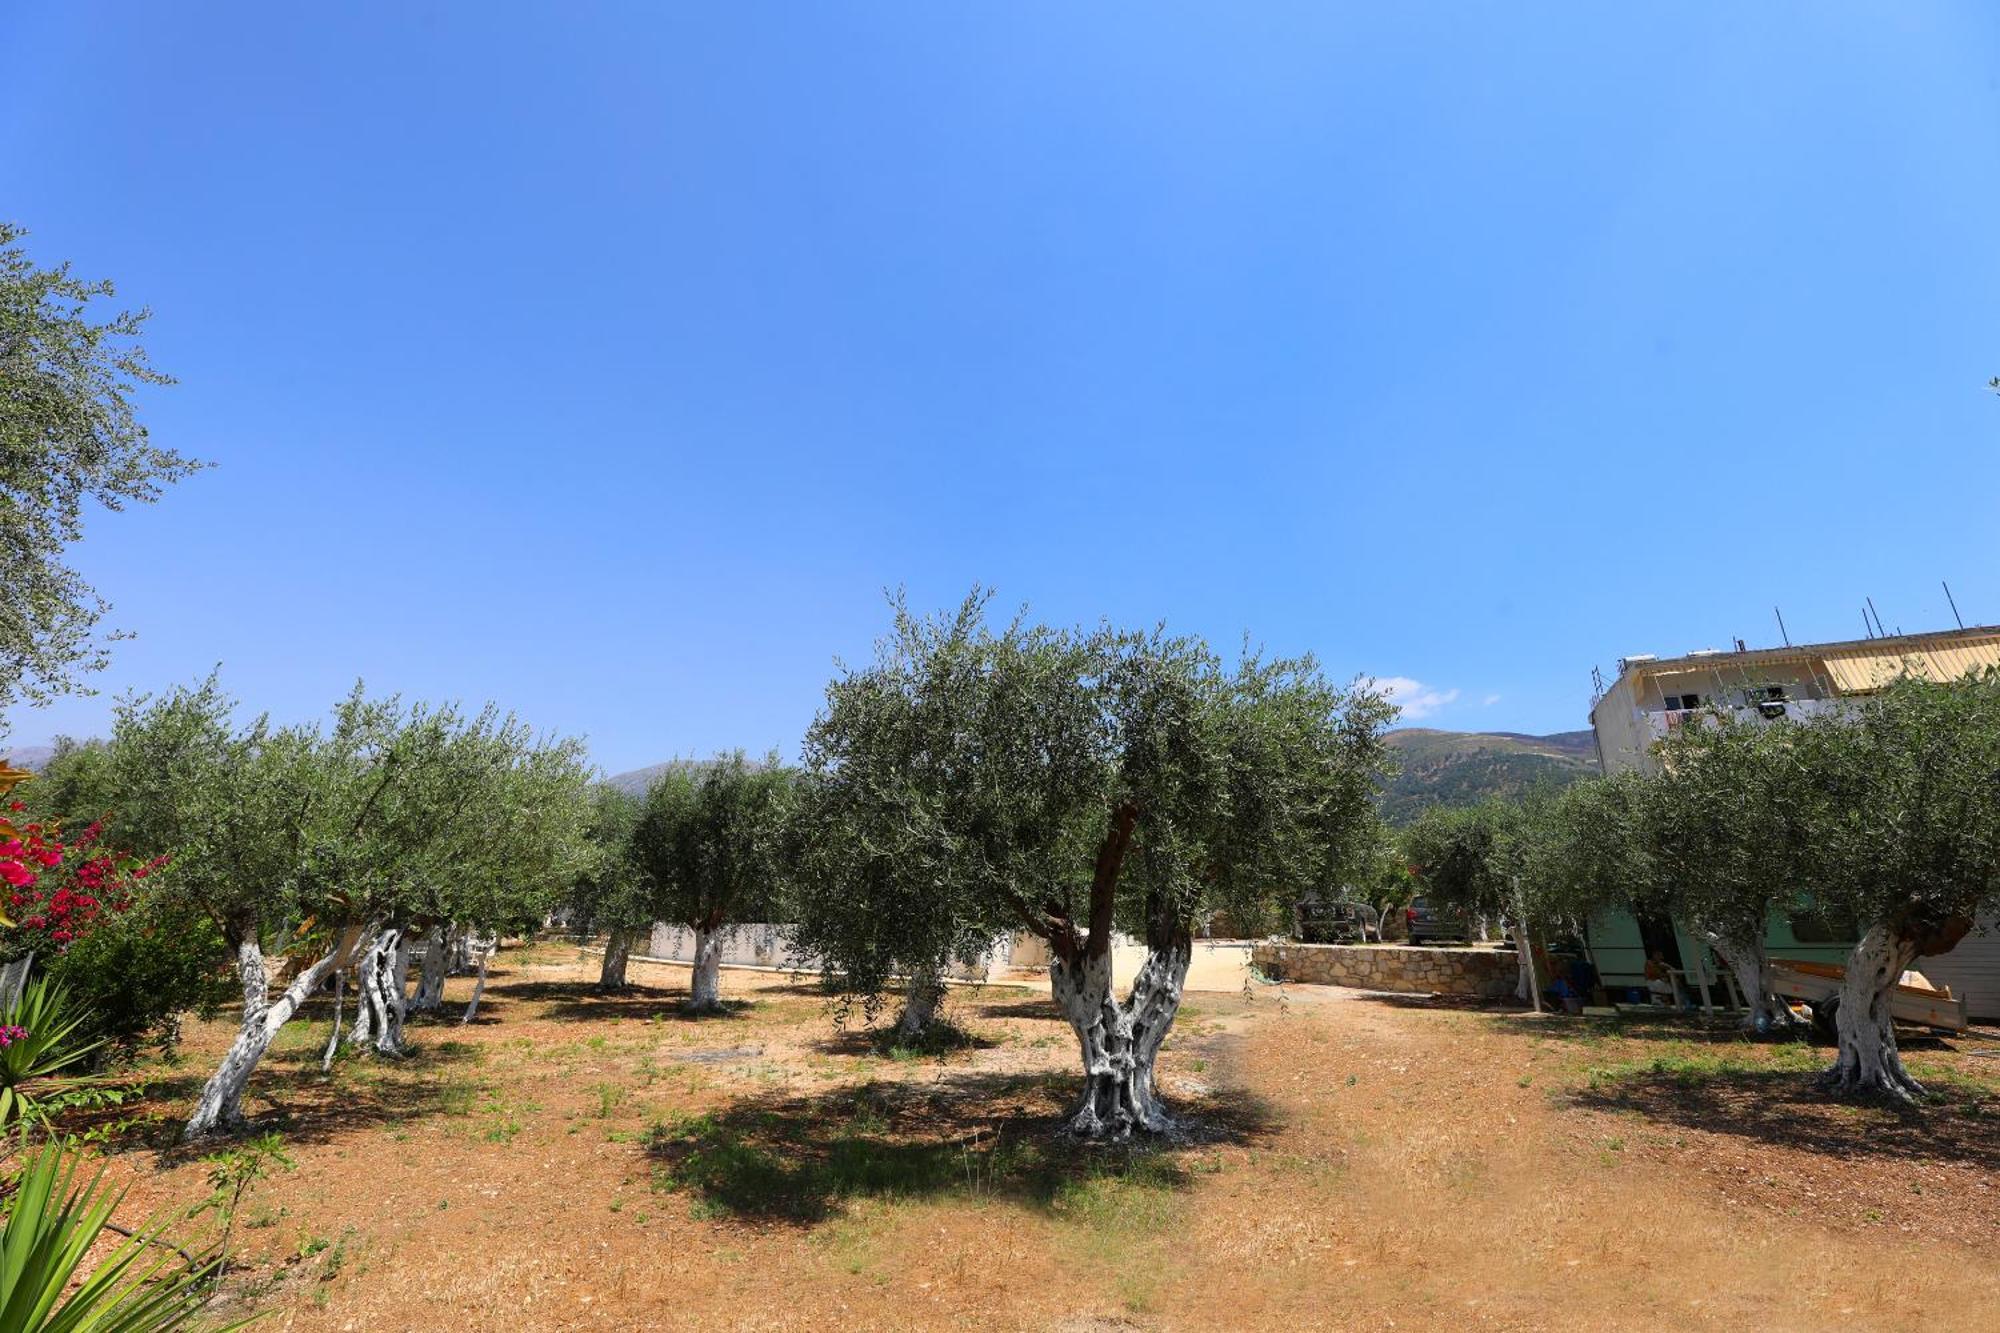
(894, 967, 944, 1043)
(686, 925, 724, 1013)
(445, 922, 472, 974)
(348, 925, 410, 1056)
(461, 934, 496, 1024)
(599, 926, 634, 990)
(1050, 934, 1191, 1140)
(186, 927, 353, 1139)
(1822, 922, 1924, 1101)
(1700, 931, 1798, 1035)
(412, 923, 449, 1011)
(321, 969, 345, 1072)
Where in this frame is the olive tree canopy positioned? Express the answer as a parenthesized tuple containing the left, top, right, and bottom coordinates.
(631, 752, 794, 1014)
(0, 224, 203, 721)
(803, 592, 1395, 1138)
(1801, 671, 2000, 1099)
(77, 674, 594, 1137)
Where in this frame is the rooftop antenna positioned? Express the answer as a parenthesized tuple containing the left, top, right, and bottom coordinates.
(1774, 606, 1792, 647)
(1866, 597, 1888, 639)
(1943, 581, 1966, 630)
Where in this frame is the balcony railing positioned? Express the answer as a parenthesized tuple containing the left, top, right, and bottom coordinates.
(1640, 697, 1843, 742)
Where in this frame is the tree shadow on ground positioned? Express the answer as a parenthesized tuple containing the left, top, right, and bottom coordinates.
(811, 1021, 1003, 1058)
(484, 979, 750, 1023)
(962, 996, 1061, 1021)
(1572, 1066, 2000, 1171)
(643, 1068, 1275, 1226)
(1448, 1002, 1809, 1047)
(1340, 990, 1532, 1015)
(127, 1037, 491, 1162)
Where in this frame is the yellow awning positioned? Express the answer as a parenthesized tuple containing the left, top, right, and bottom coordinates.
(1820, 640, 2000, 693)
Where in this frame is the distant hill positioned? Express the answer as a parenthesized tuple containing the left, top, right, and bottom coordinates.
(602, 755, 773, 797)
(1378, 728, 1598, 824)
(609, 732, 1598, 824)
(1, 745, 53, 772)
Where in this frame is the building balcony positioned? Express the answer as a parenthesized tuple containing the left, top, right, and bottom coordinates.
(1639, 697, 1843, 742)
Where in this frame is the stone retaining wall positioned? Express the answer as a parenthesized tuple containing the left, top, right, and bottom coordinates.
(1251, 941, 1519, 999)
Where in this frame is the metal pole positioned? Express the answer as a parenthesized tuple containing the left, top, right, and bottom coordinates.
(1944, 581, 1966, 630)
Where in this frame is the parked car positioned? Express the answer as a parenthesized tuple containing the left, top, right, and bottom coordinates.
(1293, 891, 1385, 943)
(1404, 897, 1468, 944)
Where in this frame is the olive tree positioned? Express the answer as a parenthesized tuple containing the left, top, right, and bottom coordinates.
(566, 787, 648, 990)
(1401, 801, 1521, 930)
(83, 675, 592, 1136)
(1626, 715, 1819, 1033)
(788, 597, 1038, 1041)
(1522, 775, 1653, 934)
(0, 224, 204, 723)
(1802, 672, 2000, 1100)
(632, 752, 793, 1014)
(1403, 797, 1556, 999)
(807, 594, 1394, 1138)
(91, 678, 386, 1136)
(343, 706, 594, 1046)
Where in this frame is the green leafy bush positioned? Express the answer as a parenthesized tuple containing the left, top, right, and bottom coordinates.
(36, 894, 233, 1059)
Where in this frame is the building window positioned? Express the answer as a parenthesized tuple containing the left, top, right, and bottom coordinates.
(1663, 692, 1701, 711)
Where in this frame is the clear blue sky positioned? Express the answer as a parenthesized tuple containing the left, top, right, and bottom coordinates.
(5, 4, 1998, 774)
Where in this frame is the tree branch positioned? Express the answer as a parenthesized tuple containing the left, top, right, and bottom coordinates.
(1086, 802, 1139, 962)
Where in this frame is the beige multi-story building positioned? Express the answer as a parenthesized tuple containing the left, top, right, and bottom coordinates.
(1586, 623, 2000, 1020)
(1589, 625, 2000, 776)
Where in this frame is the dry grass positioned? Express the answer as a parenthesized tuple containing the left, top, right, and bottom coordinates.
(67, 943, 2000, 1331)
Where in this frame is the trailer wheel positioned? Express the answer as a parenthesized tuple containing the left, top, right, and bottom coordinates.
(1810, 996, 1839, 1044)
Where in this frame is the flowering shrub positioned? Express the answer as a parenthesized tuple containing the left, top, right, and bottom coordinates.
(0, 800, 162, 958)
(0, 1023, 26, 1047)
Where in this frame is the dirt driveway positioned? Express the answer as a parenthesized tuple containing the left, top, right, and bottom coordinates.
(94, 946, 2000, 1331)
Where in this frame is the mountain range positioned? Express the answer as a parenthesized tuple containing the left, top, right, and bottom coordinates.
(1377, 727, 1599, 824)
(0, 745, 54, 772)
(604, 728, 1601, 824)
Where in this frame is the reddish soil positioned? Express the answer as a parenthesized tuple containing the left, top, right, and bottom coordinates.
(76, 944, 2000, 1331)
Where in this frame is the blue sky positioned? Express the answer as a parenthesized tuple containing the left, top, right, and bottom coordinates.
(4, 3, 1999, 774)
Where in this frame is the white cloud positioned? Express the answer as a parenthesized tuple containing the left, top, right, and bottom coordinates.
(1482, 693, 1502, 707)
(1375, 676, 1461, 721)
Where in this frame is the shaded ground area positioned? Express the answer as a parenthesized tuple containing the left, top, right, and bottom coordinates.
(76, 942, 2000, 1331)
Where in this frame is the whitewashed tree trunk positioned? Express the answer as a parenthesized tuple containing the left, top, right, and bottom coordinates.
(185, 931, 351, 1139)
(460, 936, 495, 1024)
(411, 923, 448, 1012)
(320, 970, 345, 1073)
(1050, 937, 1191, 1140)
(1508, 913, 1541, 1010)
(347, 925, 409, 1055)
(687, 925, 723, 1013)
(380, 927, 412, 1054)
(894, 968, 944, 1043)
(445, 922, 472, 974)
(348, 928, 384, 1050)
(1823, 922, 1925, 1102)
(599, 927, 633, 990)
(0, 952, 33, 1012)
(1700, 931, 1797, 1035)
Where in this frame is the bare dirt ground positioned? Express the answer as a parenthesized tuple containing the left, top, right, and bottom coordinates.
(81, 943, 2000, 1332)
